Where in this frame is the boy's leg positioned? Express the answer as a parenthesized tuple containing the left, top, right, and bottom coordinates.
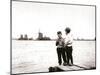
(69, 47, 73, 65)
(61, 48, 67, 63)
(57, 48, 62, 65)
(67, 51, 70, 65)
(66, 47, 71, 65)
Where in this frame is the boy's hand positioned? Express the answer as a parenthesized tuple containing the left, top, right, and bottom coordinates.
(56, 41, 59, 46)
(66, 42, 72, 45)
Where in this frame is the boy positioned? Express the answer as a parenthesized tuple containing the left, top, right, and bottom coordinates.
(64, 27, 73, 66)
(56, 31, 67, 65)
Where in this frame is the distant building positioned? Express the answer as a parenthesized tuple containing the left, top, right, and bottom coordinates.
(24, 34, 28, 40)
(18, 34, 29, 40)
(43, 36, 51, 40)
(37, 31, 51, 40)
(29, 37, 33, 40)
(37, 31, 43, 40)
(18, 34, 24, 40)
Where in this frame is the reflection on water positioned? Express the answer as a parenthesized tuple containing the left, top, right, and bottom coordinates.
(12, 40, 95, 74)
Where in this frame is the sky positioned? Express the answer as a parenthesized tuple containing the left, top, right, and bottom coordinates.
(12, 0, 95, 39)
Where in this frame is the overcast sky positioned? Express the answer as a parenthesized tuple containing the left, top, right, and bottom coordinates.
(12, 0, 95, 39)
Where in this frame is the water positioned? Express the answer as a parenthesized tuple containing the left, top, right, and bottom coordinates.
(12, 40, 95, 74)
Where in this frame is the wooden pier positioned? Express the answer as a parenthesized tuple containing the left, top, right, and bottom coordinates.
(48, 64, 86, 72)
(12, 64, 95, 75)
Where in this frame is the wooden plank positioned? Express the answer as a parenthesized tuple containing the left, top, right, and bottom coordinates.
(57, 64, 85, 71)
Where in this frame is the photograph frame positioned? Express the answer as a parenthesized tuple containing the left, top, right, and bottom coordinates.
(10, 0, 97, 75)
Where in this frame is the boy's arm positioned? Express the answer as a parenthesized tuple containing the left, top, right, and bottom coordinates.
(65, 34, 73, 46)
(66, 42, 72, 45)
(62, 38, 65, 47)
(56, 39, 59, 46)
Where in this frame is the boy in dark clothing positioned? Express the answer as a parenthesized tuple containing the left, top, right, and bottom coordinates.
(56, 31, 67, 65)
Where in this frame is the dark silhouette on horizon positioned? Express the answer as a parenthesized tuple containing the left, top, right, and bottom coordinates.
(37, 31, 51, 40)
(18, 34, 33, 40)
